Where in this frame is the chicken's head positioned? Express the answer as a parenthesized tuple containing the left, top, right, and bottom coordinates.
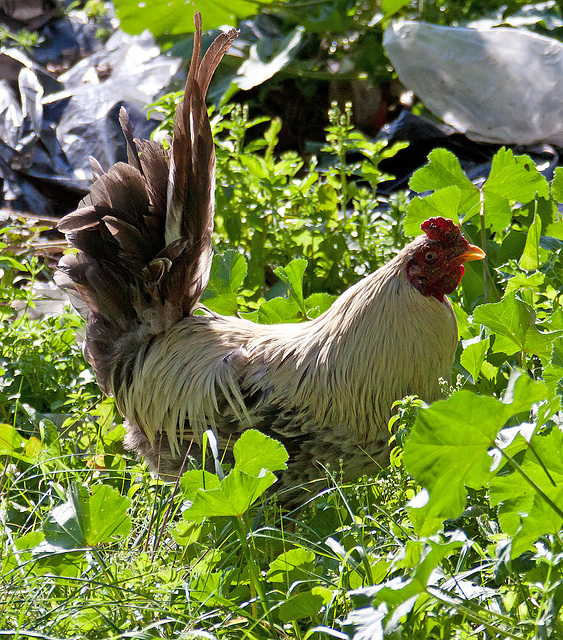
(406, 217, 485, 302)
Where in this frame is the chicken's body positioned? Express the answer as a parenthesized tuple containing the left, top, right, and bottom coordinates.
(120, 254, 458, 489)
(56, 16, 483, 502)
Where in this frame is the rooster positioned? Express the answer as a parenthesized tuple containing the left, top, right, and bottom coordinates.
(55, 15, 485, 500)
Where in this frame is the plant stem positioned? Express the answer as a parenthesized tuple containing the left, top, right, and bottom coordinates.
(232, 516, 272, 625)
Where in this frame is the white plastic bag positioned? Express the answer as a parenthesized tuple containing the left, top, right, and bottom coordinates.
(383, 21, 563, 147)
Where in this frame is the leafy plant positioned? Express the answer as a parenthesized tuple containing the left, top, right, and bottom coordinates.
(149, 98, 408, 307)
(0, 26, 43, 52)
(3, 119, 563, 638)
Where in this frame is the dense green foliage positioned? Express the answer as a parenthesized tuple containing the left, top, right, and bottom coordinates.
(1, 104, 563, 639)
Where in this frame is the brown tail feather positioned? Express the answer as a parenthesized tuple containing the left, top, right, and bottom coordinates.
(56, 14, 237, 393)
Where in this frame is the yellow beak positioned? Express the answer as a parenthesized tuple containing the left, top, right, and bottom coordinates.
(459, 244, 486, 263)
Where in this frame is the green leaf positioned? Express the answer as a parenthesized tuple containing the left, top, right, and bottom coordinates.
(172, 520, 205, 547)
(201, 250, 247, 315)
(473, 292, 536, 355)
(182, 469, 276, 522)
(481, 190, 511, 232)
(460, 338, 490, 382)
(543, 337, 563, 395)
(180, 469, 221, 500)
(258, 296, 302, 324)
(379, 536, 465, 604)
(491, 427, 563, 556)
(550, 166, 563, 203)
(408, 148, 479, 218)
(519, 211, 542, 270)
(267, 548, 315, 584)
(277, 590, 326, 623)
(404, 392, 502, 535)
(404, 374, 547, 535)
(317, 184, 338, 212)
(404, 187, 461, 237)
(381, 0, 411, 16)
(409, 148, 476, 195)
(43, 483, 131, 549)
(485, 149, 549, 202)
(274, 258, 308, 315)
(504, 271, 545, 296)
(483, 149, 549, 232)
(233, 429, 288, 476)
(114, 0, 275, 35)
(0, 423, 25, 454)
(305, 292, 337, 318)
(474, 292, 561, 358)
(512, 486, 563, 557)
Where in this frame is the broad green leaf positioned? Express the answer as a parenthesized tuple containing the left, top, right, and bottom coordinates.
(258, 296, 302, 324)
(543, 337, 563, 395)
(233, 429, 288, 476)
(2, 530, 44, 577)
(0, 423, 25, 454)
(172, 520, 205, 547)
(275, 258, 308, 314)
(267, 548, 315, 584)
(381, 536, 465, 604)
(481, 190, 511, 232)
(501, 371, 549, 415)
(522, 328, 562, 360)
(483, 149, 549, 231)
(114, 0, 274, 35)
(182, 469, 276, 521)
(87, 485, 131, 545)
(201, 250, 247, 315)
(404, 187, 461, 237)
(404, 392, 503, 535)
(491, 438, 563, 519)
(485, 148, 549, 202)
(460, 338, 489, 382)
(519, 211, 542, 270)
(382, 0, 411, 16)
(473, 292, 535, 354)
(490, 426, 563, 556)
(277, 590, 325, 623)
(511, 486, 563, 557)
(474, 292, 561, 358)
(408, 148, 479, 222)
(180, 469, 221, 500)
(305, 292, 337, 318)
(43, 483, 131, 549)
(504, 271, 545, 296)
(409, 149, 477, 199)
(550, 166, 563, 203)
(404, 374, 547, 535)
(317, 184, 338, 212)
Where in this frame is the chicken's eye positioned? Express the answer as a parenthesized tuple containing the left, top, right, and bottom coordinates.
(424, 251, 437, 263)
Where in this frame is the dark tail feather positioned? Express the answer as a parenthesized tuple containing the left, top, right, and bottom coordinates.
(56, 14, 237, 392)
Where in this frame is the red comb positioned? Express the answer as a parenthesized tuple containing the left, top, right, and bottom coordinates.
(421, 217, 462, 242)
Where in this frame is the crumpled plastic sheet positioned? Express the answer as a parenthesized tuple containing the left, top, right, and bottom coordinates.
(0, 27, 181, 217)
(384, 21, 563, 147)
(47, 29, 181, 182)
